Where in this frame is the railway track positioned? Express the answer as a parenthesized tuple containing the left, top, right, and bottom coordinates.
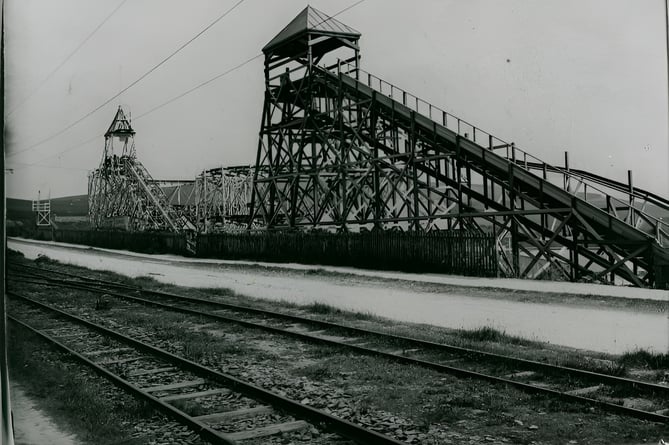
(9, 262, 669, 425)
(8, 290, 407, 445)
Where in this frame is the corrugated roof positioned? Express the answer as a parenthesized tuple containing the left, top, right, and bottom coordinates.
(263, 5, 360, 54)
(105, 106, 135, 138)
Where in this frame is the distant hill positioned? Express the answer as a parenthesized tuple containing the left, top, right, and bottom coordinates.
(6, 198, 34, 222)
(51, 194, 89, 216)
(7, 185, 667, 227)
(7, 194, 89, 225)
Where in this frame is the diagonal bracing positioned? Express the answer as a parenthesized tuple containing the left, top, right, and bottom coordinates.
(250, 6, 669, 288)
(88, 107, 195, 235)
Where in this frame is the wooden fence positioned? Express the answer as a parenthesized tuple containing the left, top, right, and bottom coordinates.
(10, 229, 497, 277)
(13, 229, 188, 255)
(56, 230, 188, 255)
(197, 231, 497, 276)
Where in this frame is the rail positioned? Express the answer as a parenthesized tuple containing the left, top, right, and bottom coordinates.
(9, 291, 407, 445)
(10, 264, 669, 424)
(520, 162, 669, 211)
(323, 59, 669, 246)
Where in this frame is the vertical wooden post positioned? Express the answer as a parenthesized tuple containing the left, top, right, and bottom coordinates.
(0, 20, 15, 443)
(564, 151, 570, 192)
(455, 136, 463, 228)
(354, 49, 360, 81)
(483, 174, 488, 210)
(508, 164, 520, 276)
(337, 56, 347, 229)
(203, 171, 208, 232)
(466, 165, 472, 207)
(627, 170, 634, 225)
(410, 112, 420, 231)
(371, 92, 381, 230)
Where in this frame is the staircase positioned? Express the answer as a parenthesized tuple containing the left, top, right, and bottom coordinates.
(122, 157, 196, 252)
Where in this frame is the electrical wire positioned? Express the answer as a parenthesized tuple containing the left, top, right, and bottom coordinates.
(7, 0, 248, 159)
(5, 0, 128, 120)
(135, 0, 366, 120)
(134, 54, 262, 120)
(8, 162, 91, 172)
(8, 0, 367, 173)
(326, 0, 366, 22)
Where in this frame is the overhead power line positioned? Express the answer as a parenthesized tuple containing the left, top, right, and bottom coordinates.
(5, 0, 128, 120)
(329, 0, 366, 20)
(136, 0, 367, 119)
(7, 53, 260, 173)
(6, 132, 101, 173)
(9, 0, 367, 172)
(8, 162, 91, 172)
(135, 55, 262, 120)
(7, 0, 248, 159)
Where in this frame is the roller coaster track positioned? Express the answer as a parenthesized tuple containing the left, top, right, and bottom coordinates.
(89, 155, 194, 233)
(195, 166, 254, 232)
(250, 36, 669, 287)
(325, 60, 669, 243)
(124, 157, 195, 232)
(519, 161, 669, 219)
(327, 62, 669, 286)
(88, 107, 196, 253)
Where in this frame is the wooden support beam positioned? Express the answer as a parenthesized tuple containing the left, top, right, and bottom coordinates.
(194, 406, 273, 424)
(95, 356, 143, 366)
(126, 367, 176, 378)
(565, 385, 603, 396)
(143, 379, 205, 393)
(570, 208, 645, 287)
(160, 388, 231, 403)
(226, 421, 309, 441)
(519, 213, 573, 278)
(84, 347, 133, 357)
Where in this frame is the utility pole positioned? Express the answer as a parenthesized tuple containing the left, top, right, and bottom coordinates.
(1, 2, 17, 443)
(665, 0, 669, 193)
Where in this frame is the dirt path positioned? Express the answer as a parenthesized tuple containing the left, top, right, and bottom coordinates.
(10, 382, 82, 445)
(10, 237, 668, 301)
(8, 238, 669, 354)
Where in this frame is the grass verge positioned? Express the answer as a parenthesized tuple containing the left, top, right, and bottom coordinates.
(457, 326, 535, 346)
(620, 349, 669, 369)
(9, 251, 666, 379)
(8, 324, 154, 444)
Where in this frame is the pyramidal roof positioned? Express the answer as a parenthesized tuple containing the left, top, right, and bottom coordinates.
(105, 106, 135, 138)
(263, 5, 360, 54)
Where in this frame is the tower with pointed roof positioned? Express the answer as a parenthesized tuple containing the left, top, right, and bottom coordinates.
(250, 6, 362, 228)
(262, 5, 361, 60)
(89, 106, 195, 236)
(249, 7, 669, 287)
(104, 106, 136, 159)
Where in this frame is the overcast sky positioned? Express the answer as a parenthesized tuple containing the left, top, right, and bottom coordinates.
(4, 0, 669, 199)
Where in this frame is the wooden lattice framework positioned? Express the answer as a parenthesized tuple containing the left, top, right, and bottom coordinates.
(195, 166, 254, 232)
(250, 7, 669, 287)
(32, 192, 51, 227)
(88, 107, 195, 236)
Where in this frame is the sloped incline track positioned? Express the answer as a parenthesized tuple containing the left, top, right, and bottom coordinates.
(315, 65, 669, 287)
